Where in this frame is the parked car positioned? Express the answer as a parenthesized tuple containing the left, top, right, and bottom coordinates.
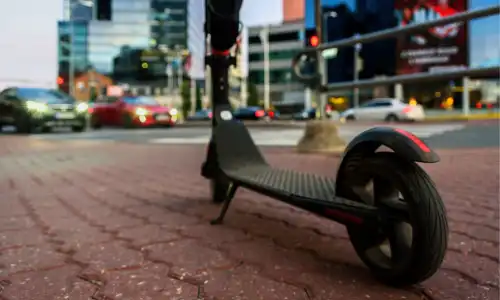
(187, 109, 213, 121)
(0, 87, 87, 133)
(292, 108, 316, 120)
(89, 95, 176, 129)
(340, 98, 425, 122)
(233, 106, 278, 121)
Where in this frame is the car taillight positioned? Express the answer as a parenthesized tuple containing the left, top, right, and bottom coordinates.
(268, 111, 275, 118)
(208, 112, 213, 118)
(255, 110, 265, 117)
(88, 107, 94, 114)
(402, 106, 412, 113)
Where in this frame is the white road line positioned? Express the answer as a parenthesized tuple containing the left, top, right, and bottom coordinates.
(148, 124, 466, 146)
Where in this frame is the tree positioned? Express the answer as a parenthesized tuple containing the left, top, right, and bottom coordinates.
(247, 81, 259, 107)
(89, 87, 98, 102)
(180, 80, 192, 119)
(195, 85, 203, 111)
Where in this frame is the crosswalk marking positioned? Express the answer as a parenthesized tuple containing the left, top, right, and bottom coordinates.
(149, 124, 466, 146)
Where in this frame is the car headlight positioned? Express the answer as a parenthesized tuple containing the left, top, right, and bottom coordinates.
(169, 108, 178, 115)
(302, 112, 308, 117)
(76, 102, 88, 113)
(26, 101, 48, 113)
(135, 107, 149, 116)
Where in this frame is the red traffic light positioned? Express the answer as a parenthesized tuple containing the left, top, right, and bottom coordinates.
(309, 35, 319, 47)
(57, 76, 64, 85)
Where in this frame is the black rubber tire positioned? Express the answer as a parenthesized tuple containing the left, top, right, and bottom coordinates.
(346, 115, 356, 121)
(210, 179, 231, 204)
(15, 115, 35, 134)
(41, 126, 52, 133)
(72, 125, 85, 132)
(90, 115, 102, 130)
(122, 113, 135, 129)
(385, 114, 399, 122)
(343, 152, 448, 287)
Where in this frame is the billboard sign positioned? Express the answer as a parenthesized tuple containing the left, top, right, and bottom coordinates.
(395, 0, 468, 74)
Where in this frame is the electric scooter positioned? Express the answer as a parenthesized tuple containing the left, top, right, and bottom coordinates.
(201, 0, 448, 287)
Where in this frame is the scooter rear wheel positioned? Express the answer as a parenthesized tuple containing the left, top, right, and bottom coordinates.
(339, 152, 448, 286)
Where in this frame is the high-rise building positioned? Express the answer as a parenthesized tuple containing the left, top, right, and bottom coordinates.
(247, 20, 305, 104)
(57, 20, 89, 92)
(58, 0, 188, 92)
(282, 0, 305, 22)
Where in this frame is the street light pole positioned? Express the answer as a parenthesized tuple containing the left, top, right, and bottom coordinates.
(314, 0, 327, 119)
(69, 21, 75, 96)
(259, 26, 270, 110)
(353, 34, 361, 108)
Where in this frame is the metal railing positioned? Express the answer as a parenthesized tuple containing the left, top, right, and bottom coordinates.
(292, 5, 500, 116)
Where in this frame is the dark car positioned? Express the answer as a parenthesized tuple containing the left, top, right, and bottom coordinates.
(187, 109, 213, 121)
(0, 87, 87, 133)
(233, 106, 278, 121)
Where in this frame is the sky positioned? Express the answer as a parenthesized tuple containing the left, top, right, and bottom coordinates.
(0, 0, 497, 88)
(0, 0, 64, 88)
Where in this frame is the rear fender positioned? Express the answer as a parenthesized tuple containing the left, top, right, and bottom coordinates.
(335, 127, 439, 190)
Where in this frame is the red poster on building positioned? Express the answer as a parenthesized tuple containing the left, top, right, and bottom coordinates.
(395, 0, 468, 75)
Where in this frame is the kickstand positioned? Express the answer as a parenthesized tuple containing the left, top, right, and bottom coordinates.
(211, 183, 238, 225)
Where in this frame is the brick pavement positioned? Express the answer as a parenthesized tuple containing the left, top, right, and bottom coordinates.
(0, 136, 498, 300)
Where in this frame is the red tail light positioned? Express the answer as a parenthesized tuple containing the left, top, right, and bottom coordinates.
(255, 110, 265, 117)
(208, 112, 213, 119)
(487, 104, 493, 109)
(268, 111, 275, 118)
(476, 103, 482, 109)
(402, 106, 412, 113)
(88, 107, 94, 114)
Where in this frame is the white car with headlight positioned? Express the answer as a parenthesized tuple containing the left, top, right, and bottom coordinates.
(339, 98, 425, 122)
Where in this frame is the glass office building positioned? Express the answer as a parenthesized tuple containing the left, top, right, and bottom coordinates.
(59, 0, 188, 87)
(57, 20, 89, 91)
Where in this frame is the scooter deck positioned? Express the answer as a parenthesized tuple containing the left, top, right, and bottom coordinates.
(213, 120, 374, 212)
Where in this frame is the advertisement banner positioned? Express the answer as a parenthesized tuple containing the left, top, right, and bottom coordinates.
(395, 0, 468, 74)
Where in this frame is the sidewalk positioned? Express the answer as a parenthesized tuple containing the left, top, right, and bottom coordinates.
(0, 137, 497, 299)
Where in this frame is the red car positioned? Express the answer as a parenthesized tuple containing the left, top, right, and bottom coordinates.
(89, 96, 176, 129)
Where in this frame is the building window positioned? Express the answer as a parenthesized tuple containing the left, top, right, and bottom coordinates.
(249, 50, 299, 62)
(249, 69, 295, 85)
(268, 31, 299, 43)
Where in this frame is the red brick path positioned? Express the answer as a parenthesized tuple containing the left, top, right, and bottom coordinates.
(0, 137, 498, 300)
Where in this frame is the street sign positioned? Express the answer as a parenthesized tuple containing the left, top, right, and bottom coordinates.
(322, 48, 338, 58)
(107, 86, 123, 96)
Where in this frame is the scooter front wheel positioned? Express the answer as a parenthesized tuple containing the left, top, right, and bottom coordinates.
(339, 152, 448, 286)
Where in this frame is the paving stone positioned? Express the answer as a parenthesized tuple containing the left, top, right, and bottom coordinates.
(117, 224, 181, 247)
(73, 241, 145, 275)
(0, 245, 67, 276)
(144, 239, 236, 278)
(0, 265, 97, 300)
(98, 263, 200, 300)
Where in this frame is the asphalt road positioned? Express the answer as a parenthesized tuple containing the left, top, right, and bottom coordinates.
(1, 120, 498, 149)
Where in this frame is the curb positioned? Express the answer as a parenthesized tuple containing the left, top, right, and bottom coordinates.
(423, 113, 499, 122)
(176, 121, 307, 128)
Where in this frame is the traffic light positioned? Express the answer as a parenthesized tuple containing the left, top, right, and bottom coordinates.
(57, 76, 64, 85)
(304, 28, 318, 47)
